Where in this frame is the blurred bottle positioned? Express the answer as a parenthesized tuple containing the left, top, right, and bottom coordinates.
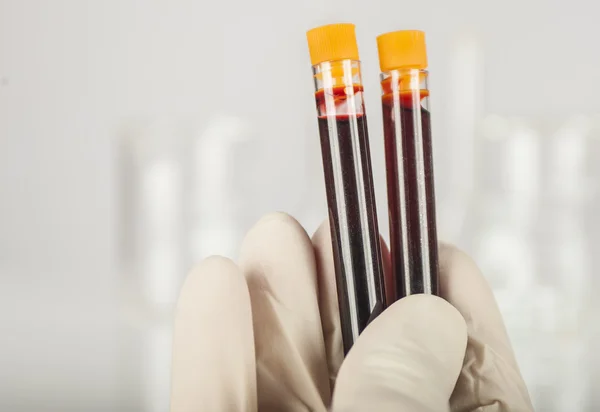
(546, 116, 593, 409)
(473, 117, 541, 287)
(189, 115, 247, 261)
(547, 116, 591, 322)
(475, 116, 552, 406)
(444, 29, 596, 409)
(119, 115, 251, 305)
(547, 116, 591, 206)
(441, 34, 551, 406)
(117, 117, 188, 412)
(439, 32, 483, 242)
(119, 117, 188, 311)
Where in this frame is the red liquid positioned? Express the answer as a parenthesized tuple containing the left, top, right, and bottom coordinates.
(316, 85, 385, 354)
(383, 91, 439, 299)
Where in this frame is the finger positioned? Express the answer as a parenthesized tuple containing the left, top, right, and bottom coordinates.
(312, 220, 392, 392)
(170, 257, 256, 412)
(240, 213, 329, 412)
(332, 295, 467, 412)
(438, 243, 534, 411)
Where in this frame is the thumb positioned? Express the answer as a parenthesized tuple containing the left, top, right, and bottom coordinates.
(332, 295, 468, 412)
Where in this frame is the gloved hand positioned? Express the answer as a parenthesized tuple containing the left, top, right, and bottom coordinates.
(170, 213, 533, 411)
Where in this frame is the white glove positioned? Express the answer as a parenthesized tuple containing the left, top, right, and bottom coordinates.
(170, 213, 533, 411)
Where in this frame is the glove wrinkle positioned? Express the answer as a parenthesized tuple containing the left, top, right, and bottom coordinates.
(451, 337, 533, 412)
(170, 221, 535, 412)
(247, 271, 327, 411)
(241, 213, 331, 411)
(255, 360, 316, 412)
(439, 244, 533, 412)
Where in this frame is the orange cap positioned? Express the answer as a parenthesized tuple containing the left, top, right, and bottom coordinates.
(376, 30, 428, 72)
(306, 23, 359, 66)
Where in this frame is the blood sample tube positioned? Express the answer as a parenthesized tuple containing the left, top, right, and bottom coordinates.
(306, 23, 386, 353)
(376, 30, 440, 301)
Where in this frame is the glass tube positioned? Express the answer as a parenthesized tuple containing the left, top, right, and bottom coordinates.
(377, 31, 440, 301)
(308, 24, 386, 353)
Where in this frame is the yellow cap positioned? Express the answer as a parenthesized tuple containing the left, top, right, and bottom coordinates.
(376, 30, 428, 71)
(306, 23, 359, 66)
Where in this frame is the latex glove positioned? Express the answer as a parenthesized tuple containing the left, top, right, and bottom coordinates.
(170, 213, 533, 411)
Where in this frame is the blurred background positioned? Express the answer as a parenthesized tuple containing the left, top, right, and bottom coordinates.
(1, 0, 599, 410)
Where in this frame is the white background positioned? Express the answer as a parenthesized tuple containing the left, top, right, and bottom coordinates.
(1, 0, 599, 410)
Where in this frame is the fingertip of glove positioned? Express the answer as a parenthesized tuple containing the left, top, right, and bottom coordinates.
(241, 212, 310, 253)
(386, 294, 468, 346)
(239, 212, 315, 280)
(238, 211, 322, 324)
(248, 212, 306, 239)
(365, 294, 467, 353)
(178, 256, 249, 311)
(186, 255, 241, 287)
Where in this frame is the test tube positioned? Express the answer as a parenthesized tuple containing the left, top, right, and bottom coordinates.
(377, 30, 440, 300)
(306, 23, 386, 353)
